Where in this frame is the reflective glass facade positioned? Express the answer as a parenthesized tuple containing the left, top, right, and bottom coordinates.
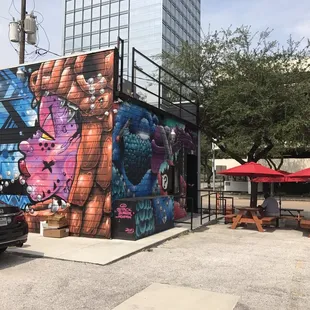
(64, 0, 200, 73)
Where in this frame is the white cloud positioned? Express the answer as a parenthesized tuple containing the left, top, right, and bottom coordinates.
(201, 0, 310, 44)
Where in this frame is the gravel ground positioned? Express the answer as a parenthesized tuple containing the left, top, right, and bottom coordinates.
(1, 224, 310, 310)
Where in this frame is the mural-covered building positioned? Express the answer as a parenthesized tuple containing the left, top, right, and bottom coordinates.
(0, 46, 199, 240)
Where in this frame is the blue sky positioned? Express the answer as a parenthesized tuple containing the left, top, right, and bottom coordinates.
(0, 0, 309, 68)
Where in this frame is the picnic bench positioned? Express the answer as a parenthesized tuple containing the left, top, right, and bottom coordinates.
(230, 207, 277, 232)
(278, 208, 304, 227)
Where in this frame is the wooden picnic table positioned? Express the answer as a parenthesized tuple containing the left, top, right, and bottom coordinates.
(280, 208, 304, 227)
(231, 207, 264, 232)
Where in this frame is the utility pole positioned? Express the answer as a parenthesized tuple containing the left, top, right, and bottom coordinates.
(19, 0, 26, 64)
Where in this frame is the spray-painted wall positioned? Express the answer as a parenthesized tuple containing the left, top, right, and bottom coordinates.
(112, 102, 197, 222)
(0, 49, 198, 239)
(0, 49, 115, 238)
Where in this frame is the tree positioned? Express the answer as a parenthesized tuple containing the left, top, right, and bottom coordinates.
(162, 26, 310, 206)
(200, 133, 213, 186)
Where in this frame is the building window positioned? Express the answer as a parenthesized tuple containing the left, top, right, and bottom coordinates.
(74, 37, 82, 50)
(120, 0, 129, 11)
(111, 1, 119, 14)
(83, 22, 91, 34)
(66, 13, 74, 24)
(92, 6, 101, 19)
(101, 32, 109, 45)
(120, 27, 128, 39)
(110, 15, 119, 28)
(84, 8, 91, 20)
(92, 33, 100, 45)
(120, 13, 128, 26)
(66, 25, 73, 37)
(66, 0, 74, 11)
(101, 3, 109, 15)
(101, 17, 109, 29)
(75, 11, 82, 23)
(84, 0, 92, 7)
(75, 0, 83, 9)
(75, 24, 82, 36)
(83, 35, 91, 47)
(65, 38, 73, 51)
(92, 20, 100, 32)
(110, 29, 119, 43)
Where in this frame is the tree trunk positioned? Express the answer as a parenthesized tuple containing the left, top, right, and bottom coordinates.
(250, 182, 258, 207)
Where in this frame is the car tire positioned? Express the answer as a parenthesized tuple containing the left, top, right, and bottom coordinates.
(16, 242, 24, 248)
(0, 247, 7, 254)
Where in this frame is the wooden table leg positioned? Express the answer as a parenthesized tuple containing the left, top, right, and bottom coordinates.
(231, 210, 245, 230)
(251, 211, 264, 232)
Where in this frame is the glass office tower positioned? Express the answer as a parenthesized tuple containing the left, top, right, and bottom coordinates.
(63, 0, 201, 73)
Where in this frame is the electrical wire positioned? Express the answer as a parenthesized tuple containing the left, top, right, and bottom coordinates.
(34, 46, 61, 57)
(8, 0, 14, 18)
(34, 10, 44, 25)
(38, 23, 50, 54)
(12, 0, 20, 14)
(0, 15, 11, 21)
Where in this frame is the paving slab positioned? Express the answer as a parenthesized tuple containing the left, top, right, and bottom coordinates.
(112, 283, 239, 310)
(7, 227, 187, 265)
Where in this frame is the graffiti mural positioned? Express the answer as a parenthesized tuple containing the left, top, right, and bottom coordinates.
(112, 102, 197, 219)
(0, 49, 115, 238)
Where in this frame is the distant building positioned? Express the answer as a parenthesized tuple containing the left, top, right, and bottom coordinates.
(63, 0, 201, 75)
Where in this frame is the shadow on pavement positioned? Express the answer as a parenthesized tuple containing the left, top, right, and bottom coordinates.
(0, 250, 43, 270)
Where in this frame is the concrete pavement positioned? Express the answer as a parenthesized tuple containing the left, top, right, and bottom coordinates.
(112, 283, 239, 310)
(8, 227, 188, 265)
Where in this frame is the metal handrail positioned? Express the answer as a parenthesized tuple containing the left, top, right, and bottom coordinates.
(174, 196, 194, 230)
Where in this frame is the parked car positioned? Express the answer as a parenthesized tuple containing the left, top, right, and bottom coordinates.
(0, 201, 28, 254)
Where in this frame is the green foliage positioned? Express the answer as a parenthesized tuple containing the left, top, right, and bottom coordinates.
(162, 26, 310, 163)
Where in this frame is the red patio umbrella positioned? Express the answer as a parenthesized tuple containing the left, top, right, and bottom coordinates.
(218, 162, 284, 178)
(288, 168, 310, 179)
(219, 162, 283, 207)
(252, 170, 308, 183)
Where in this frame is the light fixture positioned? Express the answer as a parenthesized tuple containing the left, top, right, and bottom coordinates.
(16, 67, 26, 81)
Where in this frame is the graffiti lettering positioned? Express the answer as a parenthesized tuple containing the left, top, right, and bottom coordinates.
(116, 204, 133, 219)
(125, 228, 134, 234)
(162, 174, 169, 191)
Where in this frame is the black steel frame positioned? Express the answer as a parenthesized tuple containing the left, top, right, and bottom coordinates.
(116, 37, 125, 96)
(199, 189, 235, 225)
(173, 196, 194, 230)
(130, 47, 198, 125)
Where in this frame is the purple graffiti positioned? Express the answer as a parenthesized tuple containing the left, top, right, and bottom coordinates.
(18, 95, 81, 202)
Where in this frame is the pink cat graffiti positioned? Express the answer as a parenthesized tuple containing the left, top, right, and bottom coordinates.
(18, 94, 81, 203)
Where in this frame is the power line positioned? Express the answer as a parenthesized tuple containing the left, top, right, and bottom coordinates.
(34, 46, 61, 57)
(12, 0, 20, 14)
(38, 23, 50, 53)
(0, 15, 11, 21)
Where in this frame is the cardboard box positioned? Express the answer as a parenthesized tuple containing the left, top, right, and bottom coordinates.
(43, 227, 69, 238)
(47, 214, 68, 229)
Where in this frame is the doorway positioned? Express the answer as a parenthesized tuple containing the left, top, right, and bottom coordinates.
(186, 154, 198, 213)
